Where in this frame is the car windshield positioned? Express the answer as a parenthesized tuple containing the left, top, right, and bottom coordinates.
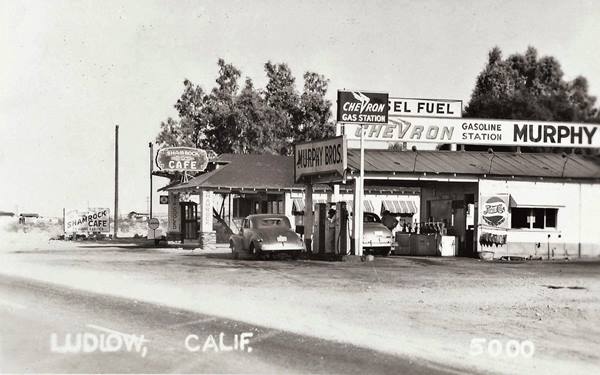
(255, 217, 291, 229)
(363, 212, 381, 223)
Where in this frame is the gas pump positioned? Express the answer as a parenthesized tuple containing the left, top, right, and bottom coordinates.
(334, 201, 349, 255)
(313, 202, 349, 256)
(312, 203, 327, 254)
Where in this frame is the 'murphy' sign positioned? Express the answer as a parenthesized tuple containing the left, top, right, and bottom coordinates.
(156, 147, 209, 172)
(344, 117, 600, 148)
(337, 91, 389, 124)
(294, 136, 347, 182)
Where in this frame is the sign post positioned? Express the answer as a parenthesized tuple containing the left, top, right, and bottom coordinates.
(337, 90, 389, 257)
(148, 217, 160, 244)
(149, 142, 154, 219)
(359, 123, 365, 257)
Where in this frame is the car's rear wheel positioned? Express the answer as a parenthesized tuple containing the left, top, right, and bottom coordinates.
(250, 243, 262, 260)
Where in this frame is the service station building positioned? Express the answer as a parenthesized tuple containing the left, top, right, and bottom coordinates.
(157, 93, 600, 260)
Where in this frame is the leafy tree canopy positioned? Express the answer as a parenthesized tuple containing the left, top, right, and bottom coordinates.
(465, 46, 598, 122)
(156, 59, 334, 155)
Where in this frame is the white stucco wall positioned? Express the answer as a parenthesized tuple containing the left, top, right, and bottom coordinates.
(478, 179, 600, 258)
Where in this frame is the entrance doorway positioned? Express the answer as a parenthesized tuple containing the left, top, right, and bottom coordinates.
(180, 202, 198, 241)
(463, 193, 476, 257)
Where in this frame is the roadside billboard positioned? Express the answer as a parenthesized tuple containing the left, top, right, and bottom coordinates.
(294, 136, 347, 182)
(388, 97, 462, 118)
(155, 147, 209, 172)
(65, 208, 110, 233)
(337, 91, 389, 124)
(342, 117, 600, 148)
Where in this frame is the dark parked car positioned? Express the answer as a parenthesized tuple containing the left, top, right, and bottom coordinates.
(229, 214, 305, 260)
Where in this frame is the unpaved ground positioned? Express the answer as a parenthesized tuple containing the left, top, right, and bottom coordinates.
(0, 235, 598, 374)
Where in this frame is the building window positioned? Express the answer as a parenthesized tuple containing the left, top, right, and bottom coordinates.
(511, 207, 558, 229)
(511, 208, 530, 229)
(546, 209, 558, 228)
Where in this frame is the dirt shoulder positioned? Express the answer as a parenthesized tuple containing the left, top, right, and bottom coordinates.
(1, 242, 599, 374)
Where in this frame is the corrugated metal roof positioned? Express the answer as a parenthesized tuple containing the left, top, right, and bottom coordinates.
(166, 149, 600, 193)
(347, 150, 600, 179)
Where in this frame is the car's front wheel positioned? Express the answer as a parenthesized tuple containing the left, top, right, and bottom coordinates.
(230, 242, 239, 259)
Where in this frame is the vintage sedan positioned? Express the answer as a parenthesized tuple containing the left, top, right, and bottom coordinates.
(362, 212, 394, 256)
(229, 214, 305, 260)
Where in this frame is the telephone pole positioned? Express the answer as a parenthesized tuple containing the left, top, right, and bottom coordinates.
(149, 142, 154, 218)
(114, 125, 119, 239)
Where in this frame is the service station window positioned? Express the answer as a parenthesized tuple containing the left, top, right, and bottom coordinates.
(511, 208, 558, 229)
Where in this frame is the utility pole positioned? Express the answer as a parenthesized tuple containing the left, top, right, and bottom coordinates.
(114, 125, 119, 239)
(149, 142, 153, 218)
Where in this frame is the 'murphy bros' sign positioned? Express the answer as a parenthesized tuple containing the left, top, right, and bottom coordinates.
(156, 147, 209, 172)
(337, 91, 389, 124)
(294, 136, 347, 182)
(344, 117, 600, 148)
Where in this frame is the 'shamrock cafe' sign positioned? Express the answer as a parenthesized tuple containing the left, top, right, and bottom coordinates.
(155, 147, 209, 172)
(343, 117, 600, 148)
(295, 136, 347, 182)
(65, 208, 110, 233)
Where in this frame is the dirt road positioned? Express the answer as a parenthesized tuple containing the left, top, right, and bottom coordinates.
(1, 239, 599, 374)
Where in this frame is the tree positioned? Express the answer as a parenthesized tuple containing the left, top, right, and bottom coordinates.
(233, 78, 282, 154)
(156, 79, 207, 148)
(465, 46, 598, 122)
(156, 59, 334, 155)
(203, 59, 243, 154)
(263, 61, 301, 152)
(156, 117, 192, 147)
(298, 72, 335, 141)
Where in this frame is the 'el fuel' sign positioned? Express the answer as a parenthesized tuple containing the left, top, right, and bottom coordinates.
(388, 98, 462, 118)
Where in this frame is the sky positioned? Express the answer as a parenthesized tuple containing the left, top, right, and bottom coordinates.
(1, 0, 600, 217)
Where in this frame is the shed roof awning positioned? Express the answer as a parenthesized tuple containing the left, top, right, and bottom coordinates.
(343, 200, 375, 213)
(382, 200, 418, 214)
(292, 198, 328, 213)
(508, 194, 565, 208)
(292, 198, 305, 213)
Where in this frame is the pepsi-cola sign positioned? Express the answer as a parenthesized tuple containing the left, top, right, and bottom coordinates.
(481, 195, 510, 228)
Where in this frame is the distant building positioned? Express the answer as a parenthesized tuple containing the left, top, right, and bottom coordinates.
(20, 213, 39, 218)
(127, 211, 149, 220)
